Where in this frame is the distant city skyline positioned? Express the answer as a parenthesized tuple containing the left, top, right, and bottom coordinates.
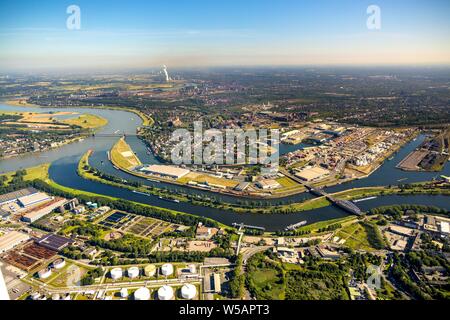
(0, 0, 449, 71)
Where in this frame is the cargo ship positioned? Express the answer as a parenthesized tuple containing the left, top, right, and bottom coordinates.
(285, 220, 307, 231)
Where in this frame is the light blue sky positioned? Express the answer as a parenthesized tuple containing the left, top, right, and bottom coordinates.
(0, 0, 449, 71)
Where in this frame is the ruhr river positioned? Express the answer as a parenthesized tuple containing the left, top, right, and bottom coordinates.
(1, 103, 449, 231)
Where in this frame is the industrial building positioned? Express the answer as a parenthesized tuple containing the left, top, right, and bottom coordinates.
(139, 165, 190, 180)
(440, 221, 449, 234)
(294, 166, 330, 182)
(213, 273, 221, 293)
(34, 233, 73, 252)
(256, 179, 281, 190)
(234, 182, 250, 192)
(0, 209, 11, 221)
(17, 192, 52, 208)
(0, 231, 30, 254)
(195, 223, 219, 240)
(21, 198, 68, 223)
(0, 187, 39, 206)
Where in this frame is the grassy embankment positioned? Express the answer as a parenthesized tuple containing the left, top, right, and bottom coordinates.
(62, 113, 108, 129)
(0, 163, 50, 183)
(110, 137, 142, 170)
(335, 221, 386, 252)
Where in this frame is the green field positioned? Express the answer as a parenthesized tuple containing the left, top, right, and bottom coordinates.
(336, 221, 385, 252)
(63, 113, 108, 129)
(297, 216, 356, 233)
(110, 138, 142, 170)
(246, 254, 285, 300)
(1, 163, 50, 183)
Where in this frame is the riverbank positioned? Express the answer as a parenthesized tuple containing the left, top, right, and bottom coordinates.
(80, 149, 450, 216)
(0, 159, 229, 230)
(108, 127, 422, 202)
(0, 105, 109, 160)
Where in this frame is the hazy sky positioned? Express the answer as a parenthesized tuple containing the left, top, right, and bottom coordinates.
(0, 0, 449, 71)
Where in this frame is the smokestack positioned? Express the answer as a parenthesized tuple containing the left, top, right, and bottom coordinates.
(162, 65, 170, 82)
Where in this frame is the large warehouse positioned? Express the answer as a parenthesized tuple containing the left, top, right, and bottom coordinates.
(21, 198, 67, 223)
(294, 166, 330, 182)
(35, 233, 73, 252)
(139, 165, 190, 180)
(18, 192, 52, 208)
(0, 231, 30, 254)
(0, 187, 39, 206)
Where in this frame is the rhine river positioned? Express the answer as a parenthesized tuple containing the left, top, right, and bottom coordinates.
(1, 103, 449, 231)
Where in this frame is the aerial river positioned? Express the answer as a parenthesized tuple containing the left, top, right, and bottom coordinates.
(1, 103, 449, 231)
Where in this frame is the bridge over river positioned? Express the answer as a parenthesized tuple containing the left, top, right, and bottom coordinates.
(279, 168, 363, 216)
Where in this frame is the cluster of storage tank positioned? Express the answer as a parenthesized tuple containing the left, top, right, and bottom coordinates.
(37, 258, 67, 280)
(130, 284, 197, 301)
(30, 292, 71, 300)
(108, 263, 197, 300)
(109, 263, 176, 280)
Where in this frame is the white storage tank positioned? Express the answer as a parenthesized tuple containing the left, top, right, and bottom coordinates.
(38, 268, 52, 279)
(188, 264, 196, 273)
(160, 263, 174, 276)
(127, 267, 139, 279)
(134, 287, 150, 301)
(30, 292, 41, 300)
(51, 293, 61, 300)
(53, 258, 66, 270)
(157, 285, 174, 300)
(181, 284, 197, 300)
(110, 267, 123, 280)
(120, 288, 129, 298)
(144, 264, 156, 277)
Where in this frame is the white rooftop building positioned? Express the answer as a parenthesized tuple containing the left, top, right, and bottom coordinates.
(139, 165, 190, 180)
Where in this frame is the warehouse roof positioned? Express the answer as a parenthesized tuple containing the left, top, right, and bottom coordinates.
(140, 165, 190, 178)
(0, 231, 30, 253)
(0, 187, 38, 205)
(35, 233, 73, 251)
(18, 192, 52, 207)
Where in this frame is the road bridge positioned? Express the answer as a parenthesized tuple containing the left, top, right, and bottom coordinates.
(279, 168, 363, 216)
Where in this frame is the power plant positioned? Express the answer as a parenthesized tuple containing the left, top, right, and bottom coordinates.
(161, 65, 171, 82)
